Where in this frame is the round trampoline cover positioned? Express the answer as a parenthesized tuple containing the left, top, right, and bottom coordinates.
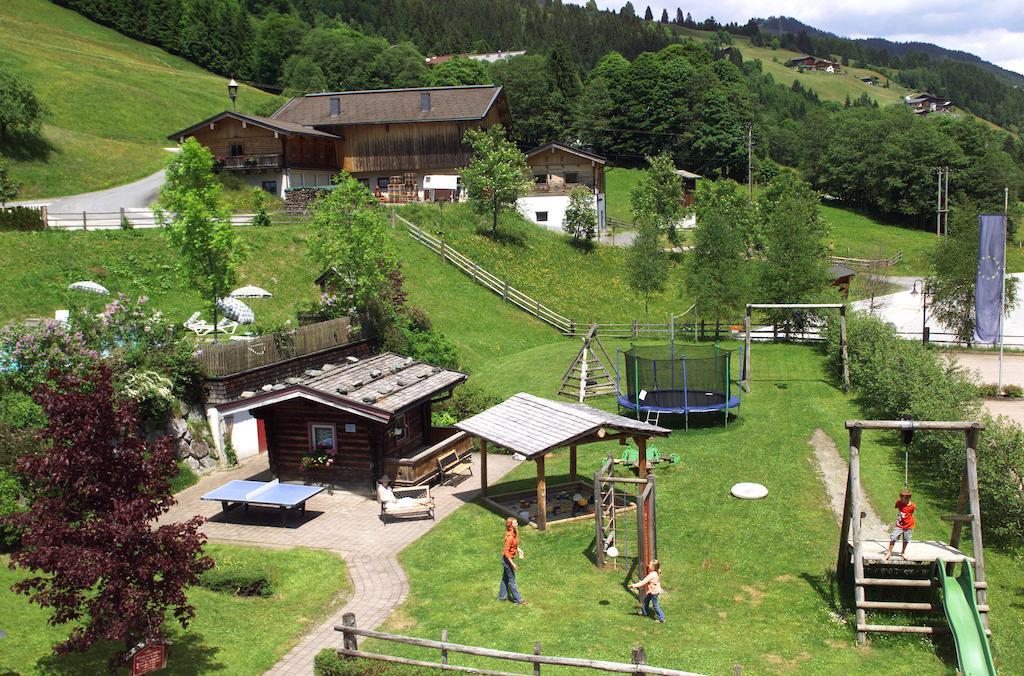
(731, 482, 768, 500)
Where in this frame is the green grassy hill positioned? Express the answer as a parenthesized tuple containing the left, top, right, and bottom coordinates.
(0, 0, 276, 199)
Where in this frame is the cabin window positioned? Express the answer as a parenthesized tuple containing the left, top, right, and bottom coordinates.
(261, 181, 277, 194)
(565, 171, 579, 184)
(308, 422, 337, 461)
(391, 414, 408, 440)
(229, 143, 244, 157)
(357, 178, 370, 189)
(536, 211, 548, 222)
(420, 92, 431, 112)
(377, 177, 390, 191)
(534, 174, 547, 184)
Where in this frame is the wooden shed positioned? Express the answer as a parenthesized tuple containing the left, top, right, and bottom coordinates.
(216, 353, 471, 487)
(457, 393, 670, 530)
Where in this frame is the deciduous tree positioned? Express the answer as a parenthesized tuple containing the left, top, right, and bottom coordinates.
(627, 223, 669, 321)
(461, 125, 530, 234)
(631, 154, 684, 244)
(562, 185, 598, 243)
(308, 172, 395, 311)
(0, 159, 19, 206)
(156, 139, 246, 341)
(428, 56, 490, 87)
(0, 68, 47, 139)
(684, 180, 752, 327)
(4, 367, 212, 669)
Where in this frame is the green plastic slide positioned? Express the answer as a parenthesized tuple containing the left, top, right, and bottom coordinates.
(935, 562, 996, 676)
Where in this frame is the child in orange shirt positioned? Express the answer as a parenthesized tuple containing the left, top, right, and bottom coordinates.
(629, 559, 665, 622)
(884, 489, 916, 561)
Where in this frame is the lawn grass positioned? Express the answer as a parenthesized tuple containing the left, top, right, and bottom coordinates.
(0, 543, 349, 674)
(399, 203, 690, 326)
(604, 166, 644, 223)
(0, 0, 276, 198)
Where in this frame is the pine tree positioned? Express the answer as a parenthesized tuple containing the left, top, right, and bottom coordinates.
(675, 8, 683, 24)
(644, 6, 654, 21)
(660, 8, 669, 23)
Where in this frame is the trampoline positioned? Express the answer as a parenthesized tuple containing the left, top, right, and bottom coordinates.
(616, 343, 742, 428)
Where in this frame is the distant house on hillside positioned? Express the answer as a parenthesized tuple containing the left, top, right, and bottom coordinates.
(858, 75, 879, 86)
(518, 142, 607, 234)
(168, 85, 511, 203)
(785, 55, 841, 73)
(904, 92, 952, 115)
(426, 50, 526, 66)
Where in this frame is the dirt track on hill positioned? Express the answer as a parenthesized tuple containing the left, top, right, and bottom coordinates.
(808, 428, 887, 539)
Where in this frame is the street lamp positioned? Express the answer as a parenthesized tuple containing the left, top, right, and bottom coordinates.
(911, 279, 930, 345)
(227, 78, 238, 112)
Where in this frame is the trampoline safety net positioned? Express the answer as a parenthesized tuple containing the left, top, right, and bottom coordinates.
(617, 343, 741, 418)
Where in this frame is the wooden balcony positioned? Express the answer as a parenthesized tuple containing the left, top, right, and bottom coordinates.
(382, 427, 473, 486)
(221, 154, 281, 170)
(527, 182, 595, 196)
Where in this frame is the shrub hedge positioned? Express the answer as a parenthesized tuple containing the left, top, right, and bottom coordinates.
(198, 560, 274, 597)
(0, 207, 46, 231)
(314, 650, 434, 675)
(823, 311, 1024, 545)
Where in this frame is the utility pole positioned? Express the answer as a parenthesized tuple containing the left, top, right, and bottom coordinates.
(746, 123, 754, 202)
(935, 167, 950, 236)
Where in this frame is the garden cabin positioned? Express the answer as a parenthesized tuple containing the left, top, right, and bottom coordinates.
(519, 142, 607, 233)
(215, 353, 471, 487)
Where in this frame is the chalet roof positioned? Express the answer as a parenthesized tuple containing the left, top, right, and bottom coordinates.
(166, 111, 340, 141)
(827, 263, 857, 280)
(456, 392, 669, 459)
(272, 85, 505, 127)
(217, 352, 466, 422)
(525, 142, 607, 165)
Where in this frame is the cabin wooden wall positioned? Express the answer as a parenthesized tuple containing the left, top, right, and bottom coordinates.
(284, 136, 341, 170)
(337, 121, 480, 173)
(187, 119, 283, 157)
(527, 148, 604, 191)
(383, 402, 428, 457)
(259, 400, 377, 482)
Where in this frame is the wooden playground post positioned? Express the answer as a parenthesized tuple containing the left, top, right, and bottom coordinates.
(742, 308, 752, 392)
(965, 427, 989, 629)
(479, 439, 488, 496)
(847, 425, 867, 644)
(569, 445, 577, 482)
(839, 305, 851, 391)
(636, 436, 647, 479)
(536, 455, 547, 531)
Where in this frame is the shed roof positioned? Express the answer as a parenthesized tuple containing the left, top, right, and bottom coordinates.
(827, 263, 857, 280)
(218, 352, 466, 422)
(456, 392, 669, 459)
(272, 85, 505, 127)
(167, 111, 340, 141)
(673, 168, 703, 180)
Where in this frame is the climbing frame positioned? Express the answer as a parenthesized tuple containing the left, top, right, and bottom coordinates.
(558, 324, 616, 403)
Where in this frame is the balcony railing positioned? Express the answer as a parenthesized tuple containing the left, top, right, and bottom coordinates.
(527, 182, 595, 196)
(220, 154, 281, 170)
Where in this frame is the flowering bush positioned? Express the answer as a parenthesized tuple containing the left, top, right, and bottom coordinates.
(301, 439, 338, 469)
(72, 294, 171, 360)
(0, 321, 99, 392)
(117, 369, 175, 425)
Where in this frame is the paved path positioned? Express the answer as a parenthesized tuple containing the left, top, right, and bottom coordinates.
(946, 351, 1024, 426)
(12, 169, 166, 212)
(161, 451, 521, 675)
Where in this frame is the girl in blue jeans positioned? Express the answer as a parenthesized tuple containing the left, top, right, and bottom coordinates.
(629, 559, 664, 622)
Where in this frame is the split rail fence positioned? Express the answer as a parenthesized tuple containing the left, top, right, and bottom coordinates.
(19, 207, 305, 230)
(829, 251, 903, 269)
(334, 612, 715, 675)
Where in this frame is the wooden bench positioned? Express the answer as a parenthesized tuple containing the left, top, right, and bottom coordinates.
(380, 485, 435, 523)
(437, 450, 473, 486)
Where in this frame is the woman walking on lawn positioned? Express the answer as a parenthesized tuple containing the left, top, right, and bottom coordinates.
(498, 517, 526, 605)
(630, 559, 665, 622)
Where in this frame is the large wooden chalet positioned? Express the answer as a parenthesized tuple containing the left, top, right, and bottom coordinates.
(168, 85, 511, 199)
(215, 353, 472, 487)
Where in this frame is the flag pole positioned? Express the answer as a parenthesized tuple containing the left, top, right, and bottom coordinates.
(998, 187, 1009, 393)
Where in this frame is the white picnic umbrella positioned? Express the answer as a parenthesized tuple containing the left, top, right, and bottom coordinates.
(217, 297, 256, 324)
(229, 285, 273, 299)
(67, 281, 110, 295)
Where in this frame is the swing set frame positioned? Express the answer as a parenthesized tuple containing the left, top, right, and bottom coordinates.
(742, 303, 850, 392)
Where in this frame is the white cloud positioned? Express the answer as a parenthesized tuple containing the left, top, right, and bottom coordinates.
(585, 0, 1024, 74)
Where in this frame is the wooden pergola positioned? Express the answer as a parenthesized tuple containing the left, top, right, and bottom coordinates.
(456, 393, 670, 530)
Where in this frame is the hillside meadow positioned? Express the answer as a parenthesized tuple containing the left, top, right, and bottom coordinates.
(0, 0, 276, 198)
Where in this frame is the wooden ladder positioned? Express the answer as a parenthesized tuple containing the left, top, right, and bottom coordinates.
(558, 325, 616, 403)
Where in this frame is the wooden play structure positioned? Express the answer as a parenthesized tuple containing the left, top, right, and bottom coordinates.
(558, 325, 616, 403)
(742, 303, 849, 392)
(594, 455, 657, 571)
(456, 393, 669, 531)
(838, 420, 992, 655)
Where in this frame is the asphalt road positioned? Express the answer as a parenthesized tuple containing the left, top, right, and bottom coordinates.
(12, 169, 165, 213)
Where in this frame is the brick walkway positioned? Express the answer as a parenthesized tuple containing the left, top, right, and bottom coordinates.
(161, 452, 520, 675)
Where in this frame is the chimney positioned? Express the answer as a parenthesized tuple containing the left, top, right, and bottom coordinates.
(419, 92, 431, 112)
(329, 96, 340, 117)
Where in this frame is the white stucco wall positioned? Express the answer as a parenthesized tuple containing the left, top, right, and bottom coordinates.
(519, 193, 605, 234)
(229, 410, 261, 460)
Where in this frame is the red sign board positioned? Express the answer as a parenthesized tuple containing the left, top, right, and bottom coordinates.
(131, 642, 167, 675)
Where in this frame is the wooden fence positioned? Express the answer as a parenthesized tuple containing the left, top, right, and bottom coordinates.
(197, 317, 353, 377)
(829, 251, 903, 269)
(39, 209, 306, 230)
(335, 612, 712, 675)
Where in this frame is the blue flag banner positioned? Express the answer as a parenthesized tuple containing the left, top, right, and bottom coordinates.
(975, 214, 1007, 343)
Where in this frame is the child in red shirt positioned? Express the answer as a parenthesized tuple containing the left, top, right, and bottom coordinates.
(884, 489, 916, 560)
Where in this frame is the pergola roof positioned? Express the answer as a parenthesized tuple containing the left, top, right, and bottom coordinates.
(456, 392, 669, 459)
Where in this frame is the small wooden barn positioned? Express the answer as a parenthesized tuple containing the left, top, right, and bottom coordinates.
(216, 353, 471, 487)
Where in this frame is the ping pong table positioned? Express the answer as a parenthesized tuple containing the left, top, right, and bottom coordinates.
(201, 479, 324, 526)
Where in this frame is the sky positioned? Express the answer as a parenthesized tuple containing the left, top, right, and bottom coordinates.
(582, 0, 1024, 76)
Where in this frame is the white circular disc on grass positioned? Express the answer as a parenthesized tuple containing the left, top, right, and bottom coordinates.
(606, 546, 619, 558)
(731, 482, 768, 500)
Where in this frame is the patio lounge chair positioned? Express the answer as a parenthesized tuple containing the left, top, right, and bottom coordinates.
(184, 312, 215, 336)
(216, 318, 239, 335)
(380, 484, 435, 523)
